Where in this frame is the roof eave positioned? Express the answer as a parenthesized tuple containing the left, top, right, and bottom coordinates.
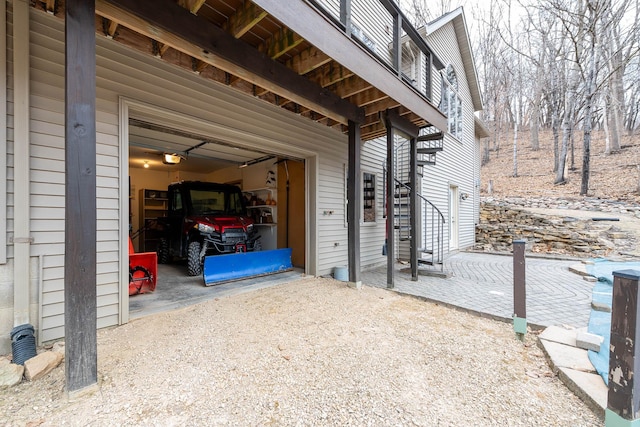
(425, 7, 483, 112)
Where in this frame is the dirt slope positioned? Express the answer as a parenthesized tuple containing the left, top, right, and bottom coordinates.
(481, 129, 640, 203)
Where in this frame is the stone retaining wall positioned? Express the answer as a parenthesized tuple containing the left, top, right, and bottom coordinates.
(476, 200, 635, 257)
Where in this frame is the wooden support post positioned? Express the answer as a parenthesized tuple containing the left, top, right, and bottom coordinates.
(409, 136, 418, 281)
(606, 270, 640, 427)
(386, 125, 395, 289)
(512, 240, 527, 339)
(347, 120, 361, 287)
(65, 0, 98, 394)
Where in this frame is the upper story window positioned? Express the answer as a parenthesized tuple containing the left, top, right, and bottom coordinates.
(441, 64, 462, 140)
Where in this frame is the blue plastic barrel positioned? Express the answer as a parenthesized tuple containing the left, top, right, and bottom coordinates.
(333, 266, 348, 281)
(11, 323, 37, 365)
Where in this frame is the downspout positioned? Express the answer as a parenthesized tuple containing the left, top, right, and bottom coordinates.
(13, 0, 32, 326)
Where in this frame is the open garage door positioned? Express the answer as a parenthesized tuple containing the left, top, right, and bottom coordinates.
(126, 115, 306, 318)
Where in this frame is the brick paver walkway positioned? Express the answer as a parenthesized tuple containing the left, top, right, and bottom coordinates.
(361, 252, 594, 328)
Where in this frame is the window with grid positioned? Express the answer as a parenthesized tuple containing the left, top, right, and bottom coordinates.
(441, 64, 462, 140)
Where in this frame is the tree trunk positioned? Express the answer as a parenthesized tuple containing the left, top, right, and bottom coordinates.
(513, 117, 518, 177)
(570, 130, 575, 170)
(556, 85, 575, 184)
(581, 47, 596, 195)
(552, 111, 559, 173)
(555, 128, 569, 185)
(530, 103, 540, 151)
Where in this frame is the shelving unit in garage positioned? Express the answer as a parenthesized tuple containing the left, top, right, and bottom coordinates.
(244, 187, 277, 250)
(138, 188, 168, 252)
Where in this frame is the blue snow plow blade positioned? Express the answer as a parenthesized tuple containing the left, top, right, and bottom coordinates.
(203, 248, 293, 286)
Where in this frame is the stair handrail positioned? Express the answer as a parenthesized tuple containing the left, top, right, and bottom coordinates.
(393, 177, 445, 270)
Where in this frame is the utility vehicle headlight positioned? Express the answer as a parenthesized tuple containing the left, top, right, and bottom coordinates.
(197, 223, 214, 234)
(247, 224, 254, 233)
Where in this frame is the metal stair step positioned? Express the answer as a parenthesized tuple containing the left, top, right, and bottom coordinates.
(417, 160, 436, 167)
(417, 147, 443, 154)
(417, 259, 443, 266)
(417, 132, 443, 142)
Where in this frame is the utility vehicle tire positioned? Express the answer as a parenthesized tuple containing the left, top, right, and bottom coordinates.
(157, 238, 169, 264)
(187, 241, 202, 276)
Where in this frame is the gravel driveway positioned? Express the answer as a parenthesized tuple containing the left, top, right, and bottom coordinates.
(1, 277, 600, 426)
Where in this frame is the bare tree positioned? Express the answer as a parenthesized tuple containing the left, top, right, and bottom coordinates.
(602, 0, 640, 153)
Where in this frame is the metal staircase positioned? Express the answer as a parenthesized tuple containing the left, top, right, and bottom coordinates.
(384, 127, 445, 278)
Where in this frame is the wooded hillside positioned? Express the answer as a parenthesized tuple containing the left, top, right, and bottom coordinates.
(405, 0, 639, 199)
(481, 129, 640, 203)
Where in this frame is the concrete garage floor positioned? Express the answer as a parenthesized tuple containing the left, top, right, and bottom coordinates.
(129, 263, 306, 319)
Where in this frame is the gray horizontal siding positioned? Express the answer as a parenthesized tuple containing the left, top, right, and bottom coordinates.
(26, 7, 355, 342)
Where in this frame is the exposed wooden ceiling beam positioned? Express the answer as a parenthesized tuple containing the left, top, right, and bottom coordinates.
(193, 59, 209, 74)
(223, 2, 268, 38)
(173, 0, 206, 62)
(259, 27, 304, 59)
(253, 0, 447, 132)
(360, 122, 386, 140)
(329, 75, 373, 99)
(277, 62, 355, 108)
(178, 0, 207, 14)
(348, 89, 389, 108)
(46, 0, 56, 14)
(286, 46, 331, 75)
(102, 18, 119, 38)
(255, 46, 333, 97)
(306, 62, 354, 88)
(96, 0, 364, 124)
(364, 97, 401, 117)
(158, 43, 171, 57)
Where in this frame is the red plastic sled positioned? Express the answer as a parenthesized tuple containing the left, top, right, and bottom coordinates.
(129, 237, 157, 295)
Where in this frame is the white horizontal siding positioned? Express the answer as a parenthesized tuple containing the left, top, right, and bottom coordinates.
(422, 22, 477, 251)
(314, 0, 340, 21)
(360, 139, 386, 268)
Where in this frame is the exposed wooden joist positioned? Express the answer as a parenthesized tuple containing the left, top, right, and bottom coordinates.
(286, 46, 331, 75)
(361, 126, 386, 141)
(46, 0, 56, 14)
(329, 75, 373, 99)
(193, 59, 209, 74)
(259, 27, 304, 59)
(281, 62, 356, 110)
(306, 62, 354, 88)
(348, 89, 389, 108)
(359, 108, 426, 137)
(96, 0, 363, 124)
(158, 43, 170, 57)
(102, 18, 118, 38)
(364, 97, 401, 117)
(223, 2, 268, 38)
(252, 0, 446, 131)
(255, 46, 332, 97)
(178, 0, 207, 14)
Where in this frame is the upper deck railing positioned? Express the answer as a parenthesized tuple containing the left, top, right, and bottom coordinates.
(307, 0, 444, 103)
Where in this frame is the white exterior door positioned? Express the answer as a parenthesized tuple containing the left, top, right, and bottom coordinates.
(449, 185, 459, 250)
